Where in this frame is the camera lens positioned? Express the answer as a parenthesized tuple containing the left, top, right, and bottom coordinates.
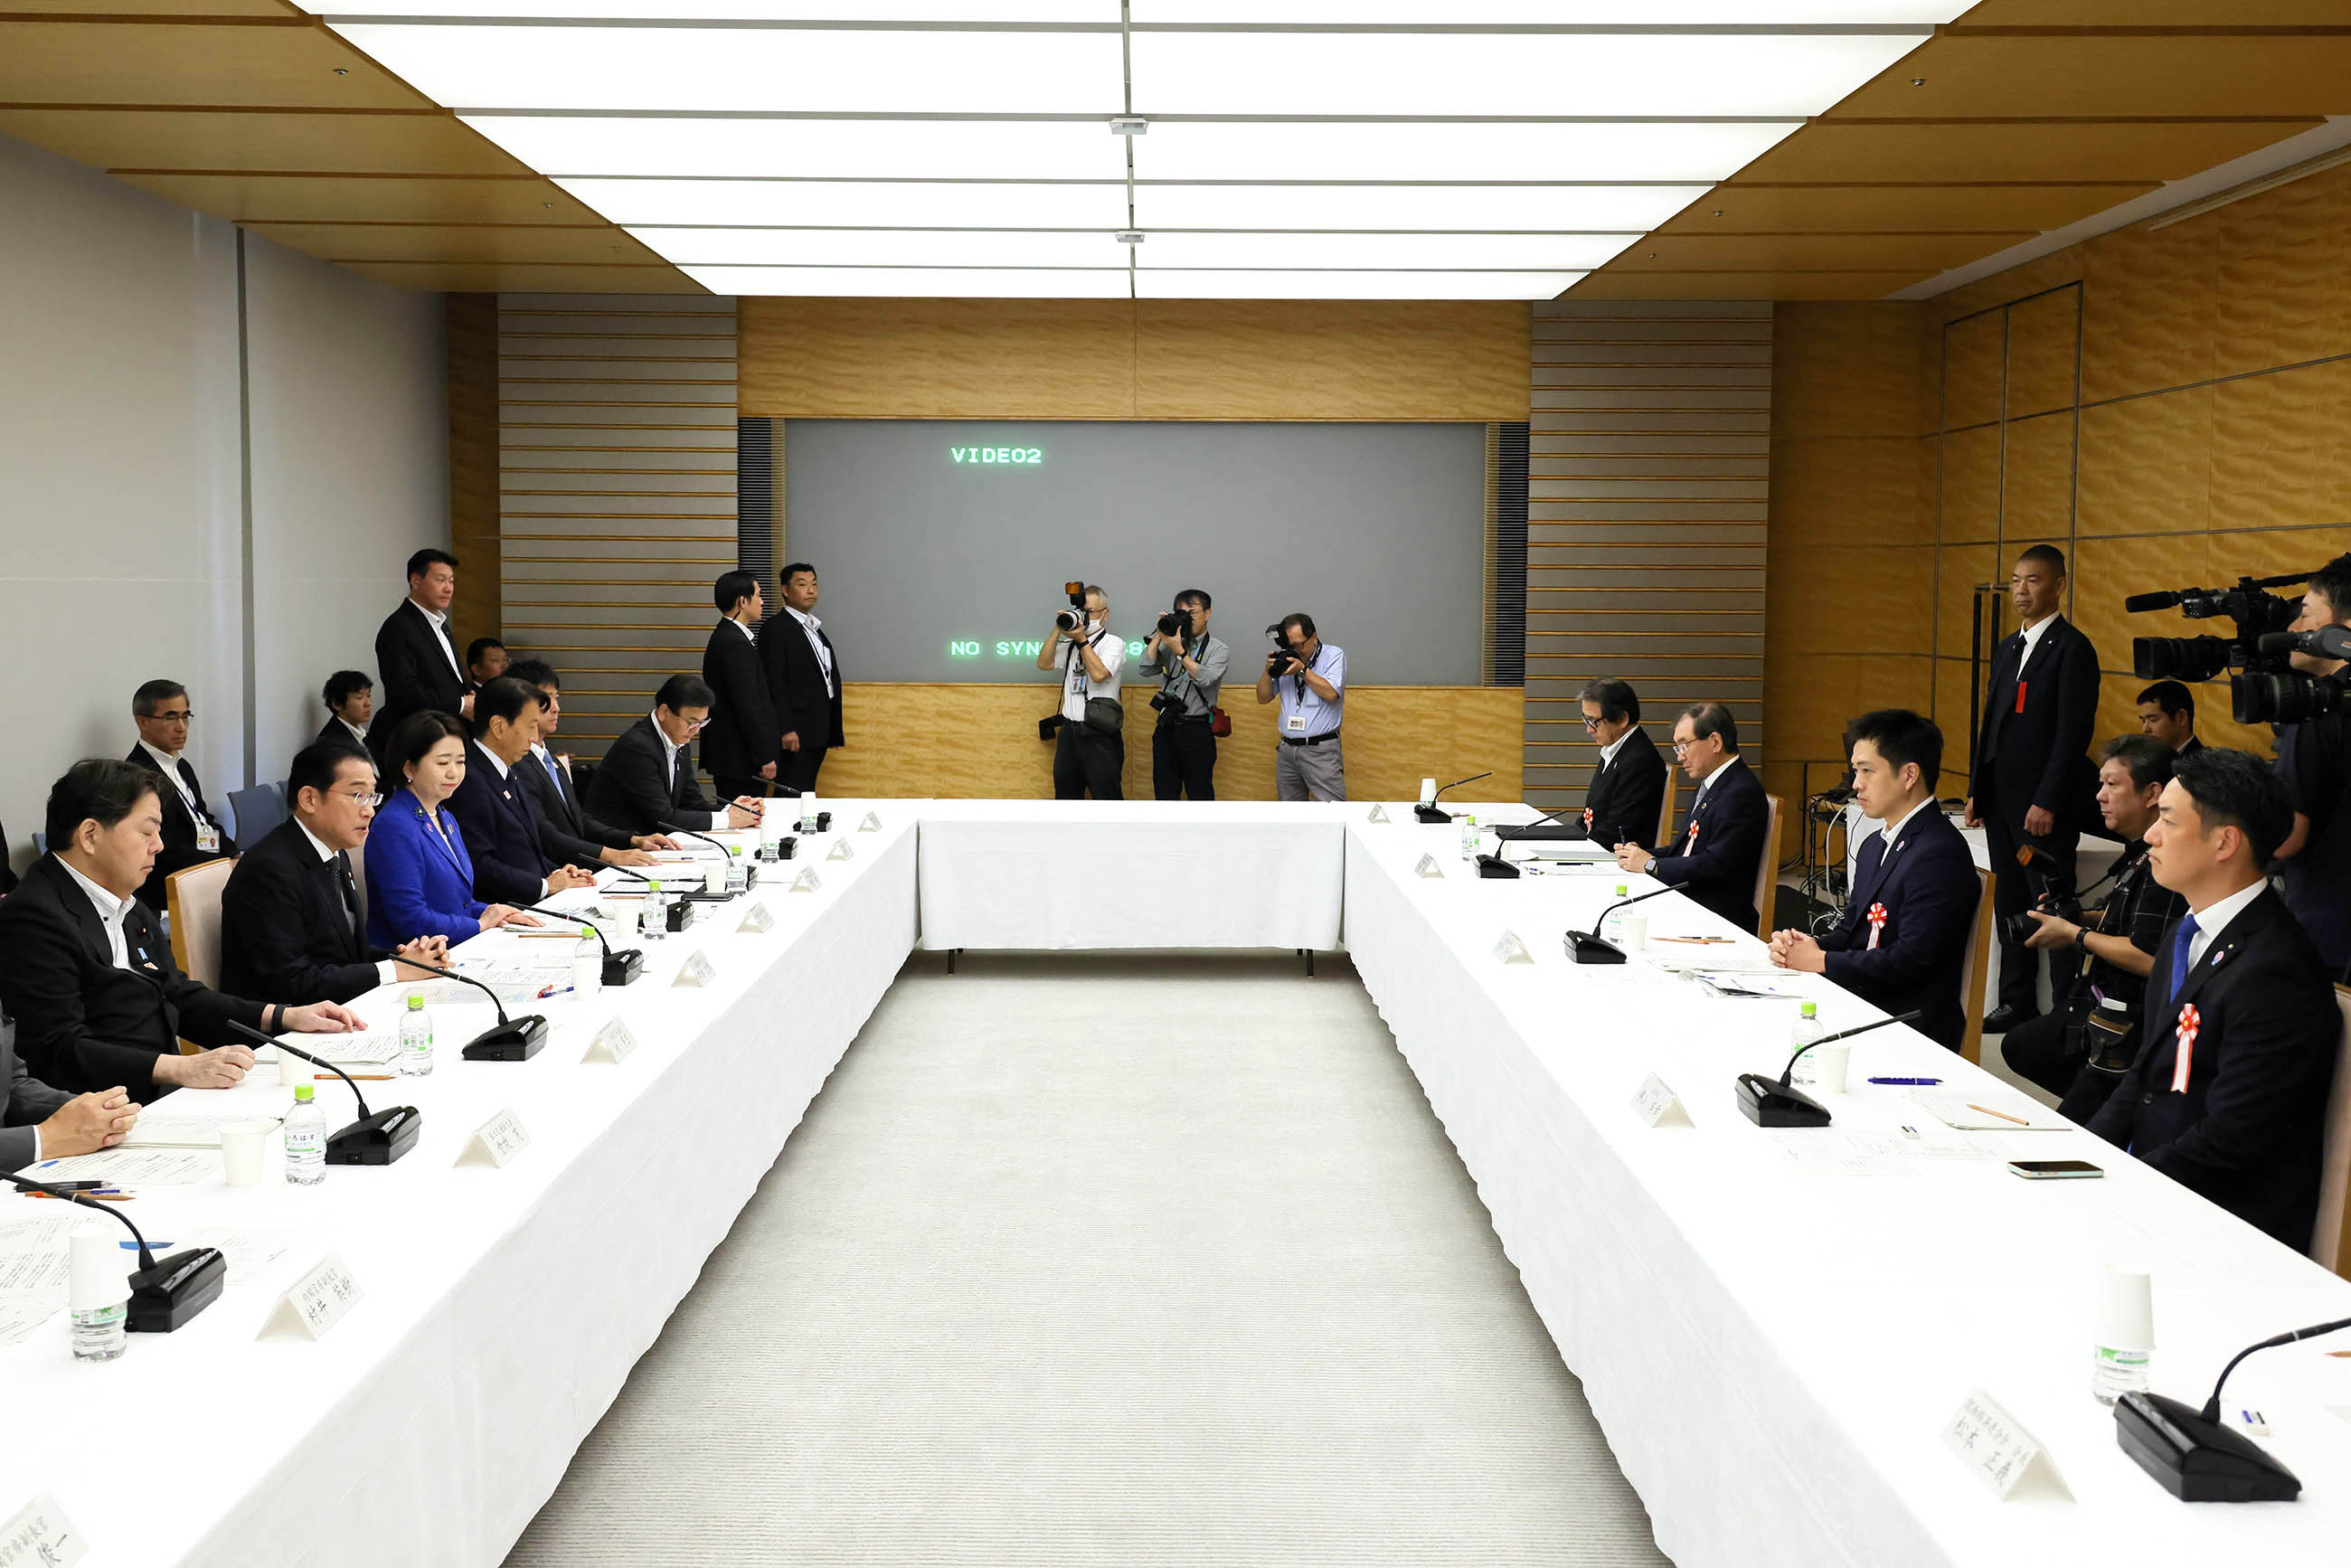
(2132, 634, 2233, 683)
(2233, 670, 2346, 725)
(1055, 608, 1082, 633)
(1157, 610, 1185, 638)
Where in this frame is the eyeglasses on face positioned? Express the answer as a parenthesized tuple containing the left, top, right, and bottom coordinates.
(151, 710, 194, 723)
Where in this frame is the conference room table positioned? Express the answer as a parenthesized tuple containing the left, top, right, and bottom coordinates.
(5, 800, 2349, 1568)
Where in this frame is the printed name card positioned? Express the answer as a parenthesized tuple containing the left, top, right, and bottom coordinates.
(1630, 1074, 1690, 1128)
(259, 1253, 363, 1342)
(790, 867, 823, 893)
(672, 949, 718, 988)
(457, 1109, 533, 1169)
(1365, 804, 1390, 824)
(583, 1016, 638, 1065)
(737, 900, 776, 934)
(858, 810, 882, 833)
(1942, 1390, 2070, 1500)
(1490, 930, 1534, 966)
(826, 837, 856, 862)
(1413, 854, 1444, 880)
(0, 1494, 85, 1568)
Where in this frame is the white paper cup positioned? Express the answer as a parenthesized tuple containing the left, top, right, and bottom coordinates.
(608, 903, 640, 945)
(1792, 1040, 1850, 1093)
(279, 1053, 311, 1091)
(2095, 1267, 2156, 1350)
(1620, 913, 1648, 952)
(220, 1119, 274, 1187)
(704, 862, 727, 896)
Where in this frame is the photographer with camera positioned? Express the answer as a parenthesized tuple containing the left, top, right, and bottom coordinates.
(1255, 612, 1346, 801)
(2272, 552, 2351, 970)
(1138, 588, 1228, 801)
(1999, 735, 2187, 1119)
(1036, 582, 1125, 800)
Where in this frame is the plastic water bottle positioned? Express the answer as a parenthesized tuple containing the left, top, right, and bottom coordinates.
(1459, 813, 1480, 860)
(398, 991, 434, 1077)
(1602, 883, 1630, 942)
(284, 1084, 326, 1185)
(1788, 1001, 1825, 1083)
(729, 844, 751, 892)
(643, 878, 668, 940)
(572, 929, 603, 998)
(69, 1229, 128, 1362)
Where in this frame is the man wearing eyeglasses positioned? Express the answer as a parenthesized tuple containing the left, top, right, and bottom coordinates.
(585, 674, 766, 838)
(1613, 701, 1771, 932)
(125, 678, 239, 912)
(1577, 677, 1668, 845)
(220, 742, 448, 1005)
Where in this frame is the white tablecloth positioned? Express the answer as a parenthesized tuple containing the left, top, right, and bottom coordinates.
(915, 799, 1346, 951)
(12, 800, 2351, 1568)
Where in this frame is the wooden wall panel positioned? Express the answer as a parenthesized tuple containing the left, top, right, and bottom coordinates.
(737, 298, 1531, 422)
(2213, 164, 2351, 379)
(2081, 219, 2219, 403)
(2076, 389, 2212, 536)
(815, 684, 1520, 804)
(1999, 412, 2075, 540)
(446, 292, 501, 657)
(2208, 357, 2351, 534)
(1940, 311, 2006, 430)
(1939, 425, 2003, 543)
(2005, 290, 2080, 420)
(1935, 544, 1999, 660)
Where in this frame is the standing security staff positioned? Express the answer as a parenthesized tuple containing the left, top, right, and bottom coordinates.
(1965, 544, 2101, 1033)
(1139, 589, 1228, 801)
(1037, 584, 1125, 799)
(702, 569, 781, 803)
(1257, 612, 1346, 801)
(758, 562, 845, 797)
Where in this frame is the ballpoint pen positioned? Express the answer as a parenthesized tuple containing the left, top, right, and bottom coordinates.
(1868, 1076, 1943, 1086)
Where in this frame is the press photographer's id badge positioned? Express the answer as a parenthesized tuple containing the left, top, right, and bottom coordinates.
(196, 823, 221, 854)
(1287, 714, 1307, 733)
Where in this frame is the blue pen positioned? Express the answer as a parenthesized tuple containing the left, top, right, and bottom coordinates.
(1868, 1075, 1943, 1086)
(121, 1240, 171, 1250)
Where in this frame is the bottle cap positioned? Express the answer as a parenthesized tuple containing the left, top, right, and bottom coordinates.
(648, 878, 662, 893)
(70, 1227, 128, 1311)
(2094, 1266, 2156, 1349)
(294, 1083, 315, 1102)
(1615, 883, 1629, 897)
(407, 992, 423, 1010)
(1800, 1001, 1818, 1018)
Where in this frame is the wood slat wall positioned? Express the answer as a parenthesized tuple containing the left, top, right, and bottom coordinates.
(497, 292, 739, 761)
(1527, 301, 1770, 818)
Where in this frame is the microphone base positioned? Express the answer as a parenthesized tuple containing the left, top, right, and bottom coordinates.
(680, 888, 739, 903)
(462, 1014, 550, 1063)
(2116, 1391, 2301, 1502)
(128, 1248, 227, 1332)
(602, 949, 645, 987)
(1567, 930, 1627, 964)
(1413, 804, 1453, 825)
(1475, 854, 1520, 879)
(1736, 1073, 1832, 1128)
(327, 1106, 421, 1166)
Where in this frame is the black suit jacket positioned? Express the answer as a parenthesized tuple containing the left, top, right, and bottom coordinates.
(220, 819, 391, 1006)
(585, 717, 720, 837)
(515, 747, 633, 869)
(1817, 806, 1979, 1052)
(123, 745, 239, 911)
(2086, 888, 2341, 1247)
(1585, 727, 1668, 847)
(1647, 756, 1770, 933)
(0, 855, 265, 1095)
(315, 717, 371, 757)
(757, 609, 845, 753)
(446, 741, 553, 906)
(372, 600, 468, 756)
(3, 1013, 73, 1175)
(1969, 615, 2101, 824)
(701, 619, 781, 781)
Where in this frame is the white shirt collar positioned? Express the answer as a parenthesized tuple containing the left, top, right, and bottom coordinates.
(786, 605, 821, 632)
(530, 740, 554, 766)
(480, 745, 514, 779)
(2018, 613, 2057, 657)
(1695, 755, 1738, 797)
(1878, 795, 1936, 848)
(650, 713, 681, 760)
(58, 858, 135, 970)
(339, 716, 369, 742)
(730, 615, 758, 642)
(1598, 729, 1633, 768)
(137, 739, 183, 773)
(410, 596, 448, 629)
(2186, 878, 2267, 967)
(295, 817, 340, 863)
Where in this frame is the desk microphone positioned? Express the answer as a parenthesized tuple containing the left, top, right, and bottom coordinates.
(520, 902, 643, 986)
(1415, 771, 1493, 825)
(392, 959, 549, 1061)
(2116, 1315, 2351, 1501)
(1566, 883, 1676, 964)
(226, 1021, 420, 1163)
(1734, 1009, 1921, 1128)
(4, 1173, 224, 1331)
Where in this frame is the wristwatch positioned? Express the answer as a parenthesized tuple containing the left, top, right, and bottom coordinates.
(2072, 925, 2089, 951)
(1644, 856, 1657, 875)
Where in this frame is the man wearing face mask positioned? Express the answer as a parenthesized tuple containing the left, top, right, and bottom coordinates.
(1037, 583, 1125, 800)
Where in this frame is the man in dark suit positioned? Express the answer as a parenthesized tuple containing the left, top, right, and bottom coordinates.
(584, 675, 764, 838)
(4, 1014, 142, 1167)
(0, 760, 362, 1098)
(448, 677, 600, 907)
(220, 743, 447, 1006)
(505, 660, 672, 873)
(1578, 676, 1668, 846)
(703, 569, 782, 802)
(1770, 710, 1980, 1052)
(371, 547, 472, 759)
(2086, 748, 2342, 1248)
(757, 561, 845, 796)
(317, 669, 375, 756)
(1615, 702, 1770, 932)
(124, 678, 238, 911)
(2136, 679, 2202, 760)
(1966, 544, 2101, 1032)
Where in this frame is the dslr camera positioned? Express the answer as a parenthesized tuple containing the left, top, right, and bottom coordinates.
(1266, 623, 1297, 677)
(1053, 581, 1088, 635)
(2125, 570, 2341, 723)
(2003, 844, 2081, 946)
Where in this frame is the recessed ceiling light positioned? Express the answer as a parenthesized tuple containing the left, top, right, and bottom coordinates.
(1134, 121, 1795, 184)
(680, 265, 1132, 298)
(1137, 269, 1579, 300)
(558, 177, 1130, 230)
(463, 116, 1122, 181)
(1136, 184, 1704, 233)
(632, 227, 1137, 268)
(1128, 4, 1966, 18)
(1139, 231, 1633, 270)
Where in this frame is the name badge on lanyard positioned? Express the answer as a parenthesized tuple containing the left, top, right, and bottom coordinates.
(1287, 713, 1308, 733)
(196, 823, 221, 855)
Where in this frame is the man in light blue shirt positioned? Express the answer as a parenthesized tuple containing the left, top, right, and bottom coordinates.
(1256, 611, 1346, 801)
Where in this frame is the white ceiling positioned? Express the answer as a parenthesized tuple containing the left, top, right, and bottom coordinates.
(301, 4, 1963, 299)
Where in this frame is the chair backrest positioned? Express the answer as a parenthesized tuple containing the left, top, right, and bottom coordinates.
(33, 831, 47, 856)
(348, 834, 368, 914)
(165, 856, 236, 993)
(1753, 794, 1783, 940)
(1957, 867, 1997, 1066)
(2311, 986, 2351, 1276)
(1656, 768, 1680, 846)
(227, 784, 287, 841)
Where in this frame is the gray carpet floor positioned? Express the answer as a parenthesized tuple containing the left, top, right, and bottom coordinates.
(506, 953, 1669, 1566)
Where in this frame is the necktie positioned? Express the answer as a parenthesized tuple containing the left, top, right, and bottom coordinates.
(334, 852, 364, 949)
(2166, 913, 2199, 1004)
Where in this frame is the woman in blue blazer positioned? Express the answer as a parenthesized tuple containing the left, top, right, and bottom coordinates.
(367, 712, 540, 949)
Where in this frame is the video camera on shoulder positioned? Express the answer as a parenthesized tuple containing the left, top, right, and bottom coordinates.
(2126, 571, 2342, 724)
